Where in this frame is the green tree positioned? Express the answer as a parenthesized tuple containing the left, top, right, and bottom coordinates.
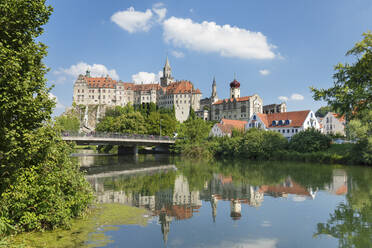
(311, 31, 372, 120)
(178, 118, 211, 142)
(347, 110, 372, 164)
(0, 0, 92, 233)
(55, 114, 80, 132)
(97, 112, 147, 134)
(288, 128, 331, 153)
(315, 106, 333, 118)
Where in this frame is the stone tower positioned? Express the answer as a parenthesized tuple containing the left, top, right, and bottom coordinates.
(160, 56, 174, 87)
(211, 76, 218, 103)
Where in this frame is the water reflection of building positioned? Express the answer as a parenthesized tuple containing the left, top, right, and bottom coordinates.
(89, 168, 349, 245)
(325, 169, 348, 195)
(91, 174, 202, 244)
(258, 177, 317, 200)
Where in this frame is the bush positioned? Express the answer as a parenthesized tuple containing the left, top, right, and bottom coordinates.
(289, 128, 331, 153)
(0, 125, 93, 233)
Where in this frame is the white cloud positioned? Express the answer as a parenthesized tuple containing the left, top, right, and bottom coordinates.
(152, 3, 167, 22)
(163, 17, 276, 60)
(132, 71, 162, 84)
(189, 8, 194, 13)
(54, 62, 119, 81)
(259, 69, 270, 76)
(197, 238, 278, 248)
(278, 96, 289, 102)
(152, 2, 164, 8)
(111, 7, 153, 33)
(49, 93, 65, 110)
(171, 50, 184, 58)
(278, 93, 304, 102)
(292, 196, 307, 202)
(291, 93, 304, 101)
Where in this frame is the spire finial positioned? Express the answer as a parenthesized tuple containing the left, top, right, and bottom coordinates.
(234, 72, 236, 80)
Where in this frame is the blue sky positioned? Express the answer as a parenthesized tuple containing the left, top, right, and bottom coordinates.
(43, 0, 372, 115)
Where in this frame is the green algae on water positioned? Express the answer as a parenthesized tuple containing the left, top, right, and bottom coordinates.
(10, 204, 151, 248)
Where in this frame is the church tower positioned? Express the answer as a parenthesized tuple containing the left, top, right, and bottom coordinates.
(229, 77, 240, 99)
(211, 77, 218, 103)
(160, 56, 174, 87)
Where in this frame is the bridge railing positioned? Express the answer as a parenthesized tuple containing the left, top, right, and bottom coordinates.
(61, 131, 175, 141)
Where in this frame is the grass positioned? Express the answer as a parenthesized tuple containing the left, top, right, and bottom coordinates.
(9, 204, 151, 248)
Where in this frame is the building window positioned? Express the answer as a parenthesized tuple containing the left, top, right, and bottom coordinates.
(282, 130, 285, 133)
(287, 129, 290, 133)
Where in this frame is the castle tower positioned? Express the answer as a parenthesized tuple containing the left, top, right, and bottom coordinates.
(229, 78, 240, 99)
(160, 56, 174, 87)
(230, 199, 242, 220)
(211, 195, 218, 222)
(211, 77, 218, 103)
(159, 212, 172, 245)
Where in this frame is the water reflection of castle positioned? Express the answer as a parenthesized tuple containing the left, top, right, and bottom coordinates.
(89, 169, 348, 245)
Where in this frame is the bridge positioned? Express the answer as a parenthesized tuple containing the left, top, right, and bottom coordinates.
(62, 132, 175, 155)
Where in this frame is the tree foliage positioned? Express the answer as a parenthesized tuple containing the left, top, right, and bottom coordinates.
(97, 105, 178, 136)
(0, 0, 92, 234)
(288, 128, 331, 153)
(315, 106, 333, 118)
(55, 114, 80, 132)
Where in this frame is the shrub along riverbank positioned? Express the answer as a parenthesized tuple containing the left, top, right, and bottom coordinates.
(173, 127, 370, 166)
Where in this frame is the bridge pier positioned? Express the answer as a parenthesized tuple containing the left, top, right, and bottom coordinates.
(118, 145, 138, 156)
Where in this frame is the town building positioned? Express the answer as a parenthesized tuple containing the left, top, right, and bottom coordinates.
(72, 57, 202, 123)
(210, 78, 264, 121)
(319, 112, 346, 136)
(210, 119, 247, 137)
(263, 103, 287, 114)
(245, 110, 320, 139)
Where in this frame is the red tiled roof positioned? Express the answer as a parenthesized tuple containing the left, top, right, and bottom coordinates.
(85, 76, 117, 88)
(221, 119, 247, 130)
(213, 96, 251, 105)
(256, 110, 310, 128)
(332, 113, 346, 123)
(165, 80, 201, 94)
(133, 84, 160, 91)
(259, 182, 312, 197)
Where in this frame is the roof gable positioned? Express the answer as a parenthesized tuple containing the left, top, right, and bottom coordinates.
(254, 110, 311, 128)
(213, 96, 251, 105)
(166, 80, 201, 94)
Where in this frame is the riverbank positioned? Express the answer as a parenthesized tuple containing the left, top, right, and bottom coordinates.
(173, 130, 368, 166)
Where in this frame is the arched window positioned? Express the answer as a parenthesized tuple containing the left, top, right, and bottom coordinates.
(278, 120, 283, 125)
(272, 120, 276, 126)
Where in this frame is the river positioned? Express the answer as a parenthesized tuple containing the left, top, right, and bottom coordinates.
(15, 150, 372, 247)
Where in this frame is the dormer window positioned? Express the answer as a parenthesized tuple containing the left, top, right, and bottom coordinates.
(272, 120, 277, 126)
(253, 115, 256, 120)
(278, 120, 283, 125)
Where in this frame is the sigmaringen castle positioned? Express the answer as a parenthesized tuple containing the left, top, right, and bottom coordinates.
(72, 57, 288, 125)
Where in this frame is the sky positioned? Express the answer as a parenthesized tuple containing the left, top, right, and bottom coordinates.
(42, 0, 372, 115)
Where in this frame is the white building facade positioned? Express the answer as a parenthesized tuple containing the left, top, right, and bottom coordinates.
(319, 112, 346, 136)
(245, 110, 320, 139)
(210, 79, 263, 122)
